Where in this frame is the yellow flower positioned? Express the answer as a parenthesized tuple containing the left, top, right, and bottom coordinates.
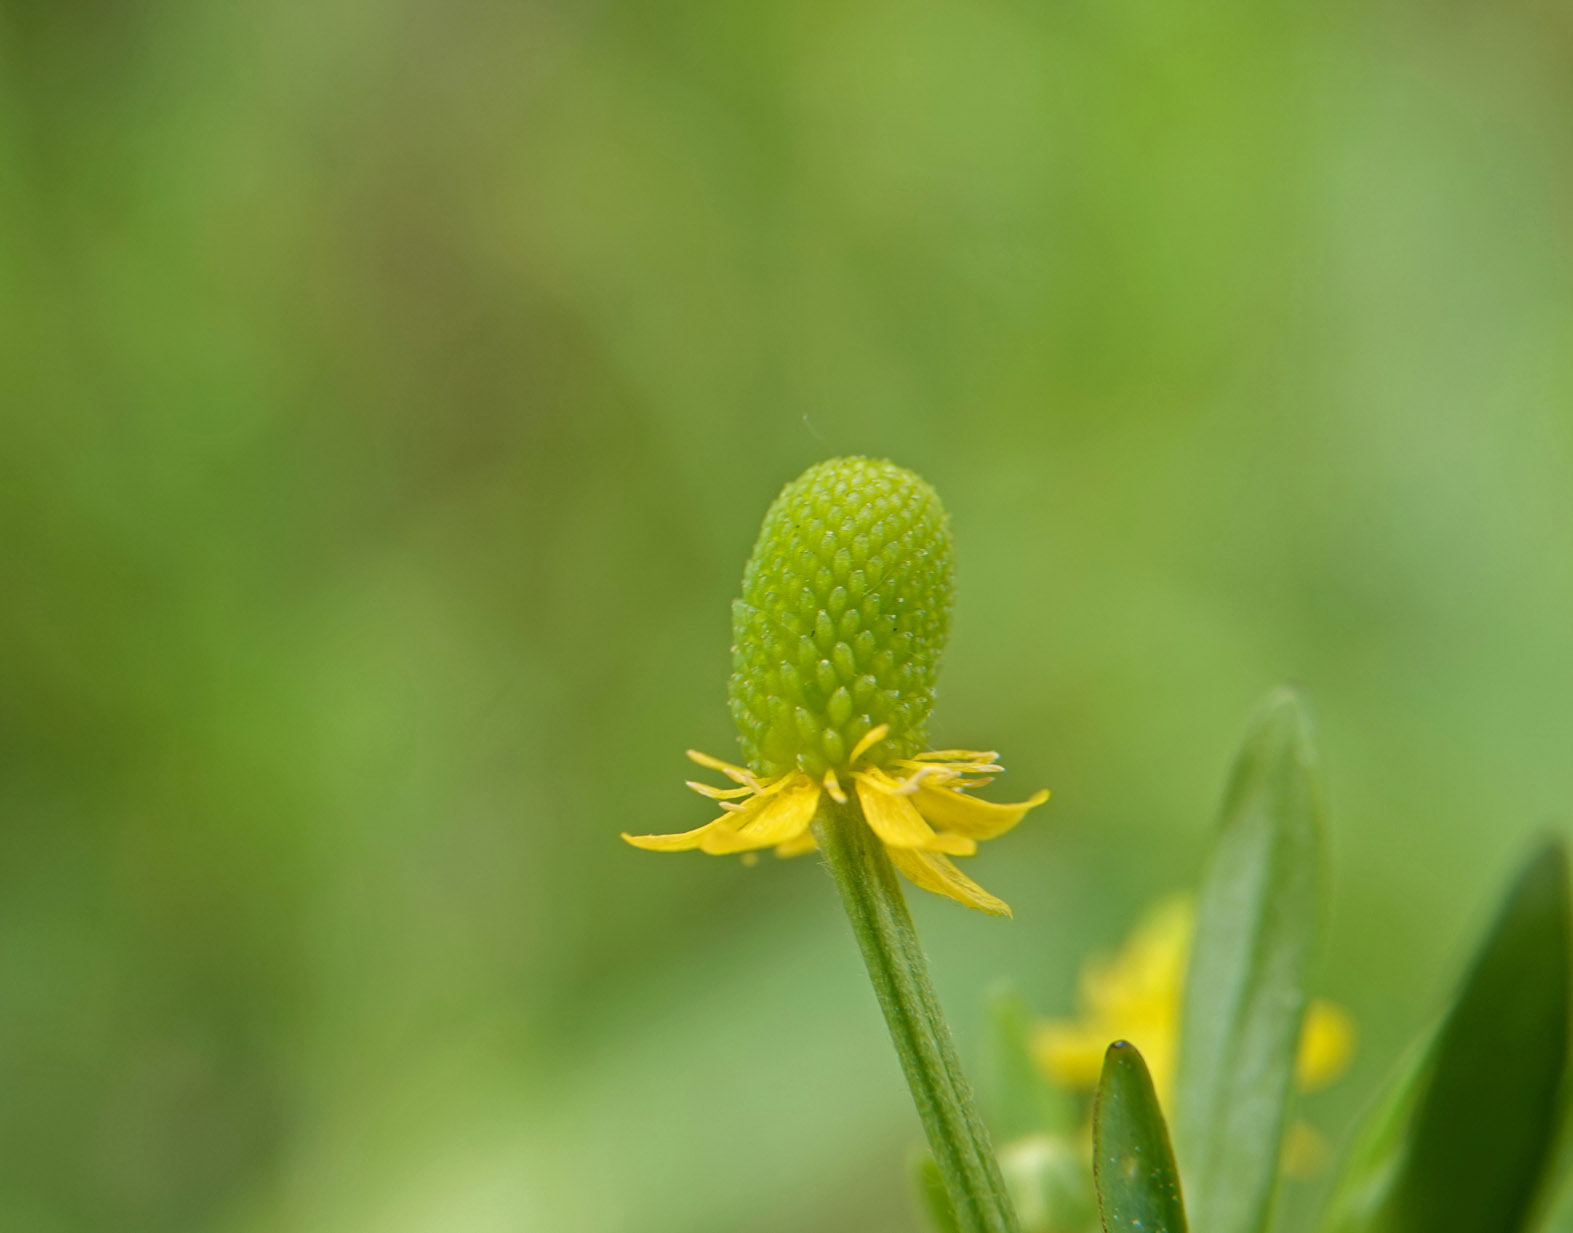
(1035, 896, 1355, 1102)
(623, 724, 1049, 916)
(622, 458, 1049, 916)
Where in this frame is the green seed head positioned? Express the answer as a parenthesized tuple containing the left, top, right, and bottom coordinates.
(729, 457, 955, 777)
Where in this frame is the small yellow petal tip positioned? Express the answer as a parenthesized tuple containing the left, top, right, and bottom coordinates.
(621, 825, 723, 853)
(1297, 998, 1357, 1091)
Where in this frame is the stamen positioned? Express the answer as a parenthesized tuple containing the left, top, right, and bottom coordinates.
(747, 772, 798, 799)
(855, 766, 918, 796)
(910, 749, 1000, 764)
(891, 764, 942, 795)
(895, 756, 1003, 776)
(823, 769, 848, 805)
(848, 724, 891, 765)
(686, 748, 754, 784)
(686, 780, 756, 800)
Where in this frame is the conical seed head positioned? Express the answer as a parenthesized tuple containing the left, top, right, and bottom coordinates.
(729, 457, 955, 777)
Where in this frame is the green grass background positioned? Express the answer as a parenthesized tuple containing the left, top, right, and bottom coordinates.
(2, 0, 1571, 1229)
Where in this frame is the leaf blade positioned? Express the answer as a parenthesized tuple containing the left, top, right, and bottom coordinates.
(1173, 686, 1325, 1233)
(1316, 1034, 1436, 1233)
(1093, 1041, 1189, 1233)
(1318, 840, 1572, 1233)
(1389, 841, 1571, 1233)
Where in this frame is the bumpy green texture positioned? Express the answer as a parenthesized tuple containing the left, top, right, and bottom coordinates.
(729, 457, 955, 777)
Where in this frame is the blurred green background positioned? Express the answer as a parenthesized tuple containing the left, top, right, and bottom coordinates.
(3, 0, 1571, 1229)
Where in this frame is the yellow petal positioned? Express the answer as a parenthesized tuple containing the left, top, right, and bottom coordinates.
(887, 845, 1012, 916)
(1080, 896, 1192, 1018)
(913, 784, 1050, 840)
(1035, 1015, 1177, 1100)
(1034, 1020, 1117, 1089)
(701, 778, 821, 854)
(622, 818, 737, 852)
(775, 830, 818, 858)
(855, 774, 973, 854)
(1296, 998, 1356, 1091)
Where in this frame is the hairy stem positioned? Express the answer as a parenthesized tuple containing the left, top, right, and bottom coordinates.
(814, 797, 1019, 1233)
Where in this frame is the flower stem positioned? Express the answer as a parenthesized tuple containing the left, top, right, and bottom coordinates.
(814, 796, 1020, 1233)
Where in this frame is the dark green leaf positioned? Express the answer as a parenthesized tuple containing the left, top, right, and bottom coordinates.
(1093, 1041, 1189, 1233)
(984, 983, 1077, 1141)
(1387, 841, 1570, 1233)
(1528, 1110, 1573, 1233)
(1173, 686, 1325, 1233)
(1317, 1035, 1436, 1233)
(1319, 841, 1571, 1233)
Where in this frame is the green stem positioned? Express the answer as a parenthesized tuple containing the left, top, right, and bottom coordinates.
(814, 796, 1020, 1233)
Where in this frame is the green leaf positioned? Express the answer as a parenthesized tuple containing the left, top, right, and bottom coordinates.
(1093, 1041, 1189, 1233)
(1318, 841, 1571, 1233)
(1173, 686, 1324, 1233)
(1388, 841, 1570, 1233)
(1316, 1035, 1437, 1233)
(1528, 1109, 1573, 1233)
(984, 983, 1078, 1141)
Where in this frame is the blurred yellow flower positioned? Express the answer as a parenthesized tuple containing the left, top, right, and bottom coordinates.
(1034, 895, 1355, 1103)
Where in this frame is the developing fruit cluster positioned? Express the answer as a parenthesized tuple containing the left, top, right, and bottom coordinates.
(729, 457, 955, 777)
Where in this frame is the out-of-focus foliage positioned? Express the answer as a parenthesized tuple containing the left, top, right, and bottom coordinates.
(947, 704, 1570, 1233)
(1321, 844, 1571, 1233)
(1, 0, 1571, 1230)
(1174, 689, 1322, 1233)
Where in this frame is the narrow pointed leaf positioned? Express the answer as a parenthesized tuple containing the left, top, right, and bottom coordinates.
(1529, 1119, 1573, 1233)
(1386, 841, 1570, 1233)
(1173, 686, 1324, 1233)
(1093, 1042, 1189, 1233)
(1316, 1035, 1436, 1233)
(1529, 1066, 1573, 1233)
(1319, 841, 1571, 1233)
